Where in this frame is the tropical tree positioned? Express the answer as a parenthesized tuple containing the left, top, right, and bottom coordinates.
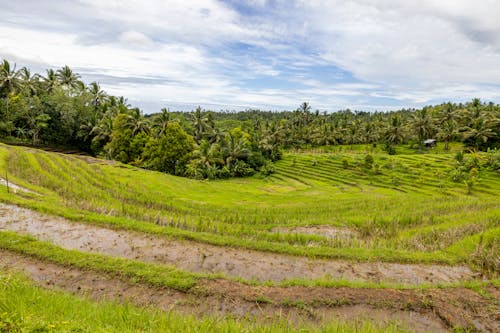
(409, 107, 434, 149)
(384, 114, 406, 147)
(437, 120, 457, 150)
(142, 122, 195, 175)
(88, 82, 106, 108)
(152, 107, 171, 138)
(125, 108, 150, 135)
(191, 106, 209, 143)
(0, 60, 21, 97)
(19, 67, 40, 96)
(56, 65, 81, 90)
(42, 69, 59, 93)
(223, 128, 251, 169)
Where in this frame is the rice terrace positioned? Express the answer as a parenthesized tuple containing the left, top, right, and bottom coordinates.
(1, 1, 500, 333)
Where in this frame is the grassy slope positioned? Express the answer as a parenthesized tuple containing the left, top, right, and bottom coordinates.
(0, 272, 411, 333)
(0, 143, 498, 267)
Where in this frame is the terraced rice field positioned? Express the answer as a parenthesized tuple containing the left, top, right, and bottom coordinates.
(0, 143, 498, 332)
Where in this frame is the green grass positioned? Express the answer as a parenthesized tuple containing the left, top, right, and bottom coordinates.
(0, 272, 412, 333)
(2, 231, 497, 291)
(0, 231, 199, 292)
(0, 142, 499, 268)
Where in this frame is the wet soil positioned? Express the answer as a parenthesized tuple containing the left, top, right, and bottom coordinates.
(0, 203, 476, 285)
(3, 250, 498, 332)
(271, 225, 358, 240)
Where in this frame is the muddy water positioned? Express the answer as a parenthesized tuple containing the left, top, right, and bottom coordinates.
(0, 250, 451, 333)
(0, 203, 475, 285)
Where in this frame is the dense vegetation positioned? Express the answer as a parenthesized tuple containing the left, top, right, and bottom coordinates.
(1, 60, 499, 179)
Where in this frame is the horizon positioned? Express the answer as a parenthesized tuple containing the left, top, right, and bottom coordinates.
(2, 1, 500, 113)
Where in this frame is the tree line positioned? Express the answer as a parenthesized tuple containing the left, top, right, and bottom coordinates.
(1, 60, 499, 178)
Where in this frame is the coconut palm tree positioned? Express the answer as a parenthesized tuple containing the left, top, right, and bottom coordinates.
(437, 120, 457, 150)
(152, 107, 171, 138)
(0, 60, 21, 97)
(56, 65, 81, 89)
(462, 114, 496, 150)
(385, 114, 406, 146)
(90, 112, 115, 146)
(409, 107, 435, 149)
(125, 108, 150, 136)
(19, 67, 40, 96)
(43, 69, 59, 93)
(88, 82, 106, 107)
(191, 106, 208, 143)
(224, 131, 250, 168)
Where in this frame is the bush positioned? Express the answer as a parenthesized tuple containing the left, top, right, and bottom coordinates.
(383, 143, 396, 155)
(231, 160, 255, 177)
(260, 161, 275, 176)
(342, 158, 349, 169)
(364, 154, 374, 169)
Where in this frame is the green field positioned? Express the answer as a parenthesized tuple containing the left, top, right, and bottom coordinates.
(2, 143, 499, 266)
(0, 143, 498, 332)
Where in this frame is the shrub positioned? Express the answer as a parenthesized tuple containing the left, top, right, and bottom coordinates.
(260, 161, 275, 176)
(364, 154, 374, 169)
(231, 160, 254, 177)
(342, 158, 349, 169)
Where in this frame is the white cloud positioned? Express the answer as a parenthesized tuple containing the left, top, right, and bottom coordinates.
(1, 0, 500, 111)
(119, 31, 155, 48)
(296, 0, 500, 85)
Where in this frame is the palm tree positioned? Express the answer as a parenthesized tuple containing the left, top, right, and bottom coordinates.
(88, 82, 106, 107)
(193, 140, 223, 168)
(409, 107, 434, 150)
(0, 60, 21, 97)
(437, 120, 457, 150)
(90, 112, 115, 146)
(125, 108, 150, 136)
(385, 114, 406, 146)
(19, 67, 40, 96)
(312, 123, 337, 146)
(191, 106, 208, 143)
(462, 115, 496, 150)
(437, 102, 457, 125)
(224, 131, 250, 168)
(56, 65, 81, 89)
(43, 69, 59, 93)
(299, 102, 311, 113)
(152, 107, 171, 137)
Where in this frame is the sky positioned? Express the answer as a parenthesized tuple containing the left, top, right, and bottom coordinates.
(1, 0, 500, 113)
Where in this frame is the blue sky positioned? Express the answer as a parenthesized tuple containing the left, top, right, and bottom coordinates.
(2, 0, 500, 113)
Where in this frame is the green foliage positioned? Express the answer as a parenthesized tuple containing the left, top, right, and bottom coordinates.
(105, 114, 143, 163)
(141, 122, 195, 175)
(1, 59, 500, 181)
(364, 154, 374, 169)
(260, 160, 275, 176)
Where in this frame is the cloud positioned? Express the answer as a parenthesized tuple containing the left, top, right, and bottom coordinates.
(119, 31, 155, 48)
(1, 0, 500, 112)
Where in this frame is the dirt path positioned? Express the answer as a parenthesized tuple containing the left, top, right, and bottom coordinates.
(0, 203, 476, 285)
(3, 250, 498, 332)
